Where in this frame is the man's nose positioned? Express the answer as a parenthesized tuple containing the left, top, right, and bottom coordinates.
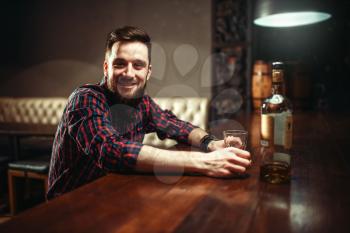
(125, 63, 135, 77)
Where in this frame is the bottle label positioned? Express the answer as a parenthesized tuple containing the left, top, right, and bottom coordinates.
(270, 94, 284, 104)
(284, 115, 293, 149)
(261, 114, 274, 147)
(263, 111, 293, 148)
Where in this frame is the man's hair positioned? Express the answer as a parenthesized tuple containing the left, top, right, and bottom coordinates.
(105, 26, 151, 63)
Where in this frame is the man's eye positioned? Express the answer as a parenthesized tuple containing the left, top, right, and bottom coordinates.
(133, 63, 145, 69)
(113, 63, 126, 68)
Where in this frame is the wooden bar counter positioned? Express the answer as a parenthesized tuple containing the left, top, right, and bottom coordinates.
(1, 112, 349, 233)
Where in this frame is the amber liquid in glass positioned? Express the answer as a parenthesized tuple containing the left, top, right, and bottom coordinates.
(260, 161, 290, 184)
(224, 140, 244, 149)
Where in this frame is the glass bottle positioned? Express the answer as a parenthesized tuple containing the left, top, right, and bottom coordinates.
(259, 61, 293, 184)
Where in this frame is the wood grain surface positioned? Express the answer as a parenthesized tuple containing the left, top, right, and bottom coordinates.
(1, 112, 349, 233)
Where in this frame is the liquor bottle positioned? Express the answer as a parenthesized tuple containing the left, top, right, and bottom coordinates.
(259, 61, 293, 184)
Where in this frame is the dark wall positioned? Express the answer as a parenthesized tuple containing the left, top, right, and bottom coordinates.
(0, 0, 118, 97)
(0, 0, 26, 66)
(0, 0, 212, 98)
(252, 1, 350, 112)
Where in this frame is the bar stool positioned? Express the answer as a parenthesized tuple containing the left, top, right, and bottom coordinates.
(7, 155, 50, 215)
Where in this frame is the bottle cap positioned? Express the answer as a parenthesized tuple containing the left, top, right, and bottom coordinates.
(272, 62, 284, 82)
(272, 61, 284, 70)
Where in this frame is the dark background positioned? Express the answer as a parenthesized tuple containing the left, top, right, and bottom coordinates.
(252, 0, 350, 112)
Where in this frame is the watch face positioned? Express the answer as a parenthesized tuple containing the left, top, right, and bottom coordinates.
(200, 134, 217, 152)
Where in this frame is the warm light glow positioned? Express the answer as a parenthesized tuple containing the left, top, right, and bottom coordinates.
(254, 11, 331, 27)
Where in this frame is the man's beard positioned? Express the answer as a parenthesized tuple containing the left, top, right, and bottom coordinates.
(108, 77, 147, 106)
(105, 77, 147, 134)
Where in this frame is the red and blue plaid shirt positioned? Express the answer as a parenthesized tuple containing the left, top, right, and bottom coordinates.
(47, 83, 196, 199)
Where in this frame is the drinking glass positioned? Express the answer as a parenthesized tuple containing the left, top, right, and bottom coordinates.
(223, 130, 248, 150)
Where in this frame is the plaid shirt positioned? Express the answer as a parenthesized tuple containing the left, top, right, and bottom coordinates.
(47, 83, 196, 199)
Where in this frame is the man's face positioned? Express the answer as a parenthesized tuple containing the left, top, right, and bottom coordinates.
(104, 41, 151, 100)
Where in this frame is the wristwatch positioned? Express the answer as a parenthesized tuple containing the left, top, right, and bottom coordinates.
(200, 134, 218, 152)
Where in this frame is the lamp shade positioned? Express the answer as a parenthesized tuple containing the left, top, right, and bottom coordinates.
(254, 0, 332, 27)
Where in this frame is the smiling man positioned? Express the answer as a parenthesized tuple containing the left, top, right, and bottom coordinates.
(47, 26, 251, 199)
(104, 39, 150, 101)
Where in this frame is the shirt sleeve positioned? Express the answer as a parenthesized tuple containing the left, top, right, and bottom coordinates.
(145, 97, 198, 144)
(66, 89, 142, 172)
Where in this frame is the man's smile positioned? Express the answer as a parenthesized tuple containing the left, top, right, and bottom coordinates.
(117, 78, 138, 87)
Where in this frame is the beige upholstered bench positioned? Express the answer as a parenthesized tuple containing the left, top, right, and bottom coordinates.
(0, 97, 67, 125)
(0, 97, 209, 147)
(143, 97, 209, 148)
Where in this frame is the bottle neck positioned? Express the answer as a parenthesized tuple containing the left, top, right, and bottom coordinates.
(272, 81, 285, 95)
(272, 69, 285, 95)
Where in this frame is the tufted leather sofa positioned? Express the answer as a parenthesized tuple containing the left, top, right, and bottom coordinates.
(0, 97, 67, 125)
(0, 97, 209, 147)
(143, 97, 209, 148)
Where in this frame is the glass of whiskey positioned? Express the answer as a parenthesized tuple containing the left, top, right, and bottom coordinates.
(223, 130, 248, 150)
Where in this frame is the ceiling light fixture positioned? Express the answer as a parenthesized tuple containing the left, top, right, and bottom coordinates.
(254, 0, 332, 28)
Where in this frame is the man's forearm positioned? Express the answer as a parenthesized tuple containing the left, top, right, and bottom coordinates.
(188, 128, 209, 148)
(135, 144, 252, 178)
(135, 145, 204, 174)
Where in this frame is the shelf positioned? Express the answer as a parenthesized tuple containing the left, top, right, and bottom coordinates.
(211, 0, 252, 121)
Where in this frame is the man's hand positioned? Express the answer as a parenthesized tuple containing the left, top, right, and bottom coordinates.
(207, 137, 243, 152)
(207, 140, 226, 151)
(197, 147, 251, 177)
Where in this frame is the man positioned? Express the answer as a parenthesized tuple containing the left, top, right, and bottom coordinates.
(47, 26, 251, 199)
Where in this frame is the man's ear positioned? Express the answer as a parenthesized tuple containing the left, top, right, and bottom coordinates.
(146, 65, 152, 81)
(103, 60, 108, 77)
